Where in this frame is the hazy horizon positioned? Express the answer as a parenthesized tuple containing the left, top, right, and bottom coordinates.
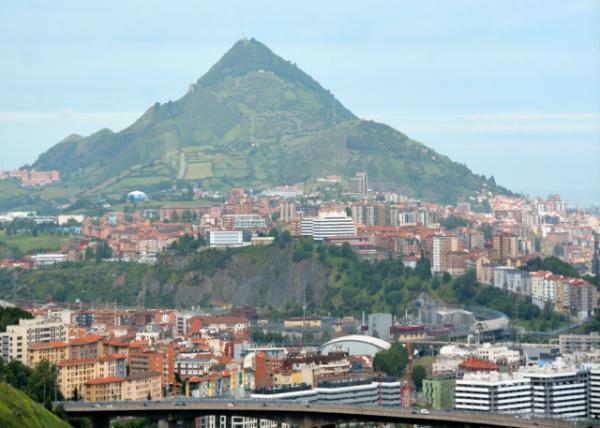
(1, 1, 599, 205)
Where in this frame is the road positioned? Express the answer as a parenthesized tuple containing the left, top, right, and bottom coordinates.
(60, 399, 589, 428)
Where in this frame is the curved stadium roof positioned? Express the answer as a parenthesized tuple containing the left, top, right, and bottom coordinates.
(320, 334, 391, 351)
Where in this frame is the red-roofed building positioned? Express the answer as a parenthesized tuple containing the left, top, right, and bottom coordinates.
(458, 357, 499, 374)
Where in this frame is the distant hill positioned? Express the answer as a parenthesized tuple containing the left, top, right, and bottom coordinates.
(0, 383, 71, 428)
(32, 38, 509, 204)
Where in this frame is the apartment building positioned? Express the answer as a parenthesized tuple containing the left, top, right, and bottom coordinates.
(208, 230, 244, 248)
(300, 211, 356, 240)
(590, 366, 600, 419)
(83, 370, 162, 401)
(57, 354, 127, 399)
(521, 367, 588, 418)
(455, 372, 532, 413)
(123, 371, 162, 400)
(0, 316, 69, 364)
(350, 172, 368, 196)
(28, 341, 68, 367)
(83, 376, 124, 401)
(530, 271, 547, 307)
(251, 379, 401, 406)
(129, 346, 175, 386)
(559, 333, 600, 355)
(493, 267, 531, 296)
(492, 233, 518, 260)
(431, 236, 464, 274)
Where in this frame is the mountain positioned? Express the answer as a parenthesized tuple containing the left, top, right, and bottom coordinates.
(0, 383, 71, 428)
(33, 38, 507, 203)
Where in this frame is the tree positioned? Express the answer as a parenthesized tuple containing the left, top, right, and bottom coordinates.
(373, 343, 408, 377)
(412, 365, 427, 391)
(439, 215, 468, 230)
(72, 386, 79, 401)
(84, 247, 94, 260)
(553, 243, 565, 257)
(479, 223, 493, 241)
(147, 391, 152, 400)
(415, 251, 431, 279)
(26, 359, 62, 404)
(0, 307, 32, 332)
(1, 359, 31, 390)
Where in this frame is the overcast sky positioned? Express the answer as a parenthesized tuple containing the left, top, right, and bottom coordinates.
(1, 1, 599, 205)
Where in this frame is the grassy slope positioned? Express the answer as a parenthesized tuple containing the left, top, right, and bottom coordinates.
(0, 383, 71, 428)
(0, 231, 71, 254)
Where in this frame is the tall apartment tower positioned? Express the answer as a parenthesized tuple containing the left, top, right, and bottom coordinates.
(279, 200, 298, 222)
(350, 172, 368, 196)
(492, 233, 518, 260)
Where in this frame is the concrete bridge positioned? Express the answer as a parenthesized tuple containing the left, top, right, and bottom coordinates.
(60, 399, 586, 428)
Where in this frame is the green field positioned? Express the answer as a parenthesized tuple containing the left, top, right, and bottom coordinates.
(185, 162, 213, 179)
(0, 232, 70, 254)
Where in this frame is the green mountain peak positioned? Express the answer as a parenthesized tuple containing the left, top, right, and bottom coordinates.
(31, 39, 508, 204)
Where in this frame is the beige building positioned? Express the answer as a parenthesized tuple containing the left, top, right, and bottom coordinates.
(559, 332, 600, 354)
(283, 317, 322, 329)
(83, 376, 124, 401)
(123, 371, 162, 401)
(492, 233, 518, 260)
(58, 354, 127, 399)
(83, 370, 162, 401)
(28, 341, 68, 367)
(0, 316, 69, 364)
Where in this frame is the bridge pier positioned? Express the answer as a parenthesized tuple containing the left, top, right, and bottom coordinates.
(182, 417, 197, 428)
(158, 418, 178, 428)
(90, 415, 110, 428)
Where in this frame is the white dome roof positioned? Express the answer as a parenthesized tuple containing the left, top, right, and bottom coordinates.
(320, 334, 391, 351)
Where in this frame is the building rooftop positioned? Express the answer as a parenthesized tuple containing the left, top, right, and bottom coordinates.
(84, 376, 125, 385)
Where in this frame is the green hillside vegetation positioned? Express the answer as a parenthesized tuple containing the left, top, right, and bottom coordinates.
(28, 38, 509, 206)
(0, 382, 70, 428)
(0, 239, 556, 330)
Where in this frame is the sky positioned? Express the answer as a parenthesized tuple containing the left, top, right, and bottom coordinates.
(1, 1, 599, 205)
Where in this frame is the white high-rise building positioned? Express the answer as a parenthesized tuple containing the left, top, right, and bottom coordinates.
(208, 230, 244, 248)
(521, 365, 588, 418)
(454, 372, 532, 413)
(590, 366, 600, 420)
(300, 211, 355, 240)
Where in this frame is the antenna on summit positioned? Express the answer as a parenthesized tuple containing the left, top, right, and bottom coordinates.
(241, 20, 247, 40)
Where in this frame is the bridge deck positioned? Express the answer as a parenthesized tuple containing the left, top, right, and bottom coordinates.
(60, 400, 587, 428)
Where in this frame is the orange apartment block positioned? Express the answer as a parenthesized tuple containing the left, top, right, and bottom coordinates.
(83, 371, 162, 401)
(28, 341, 68, 366)
(58, 354, 127, 399)
(129, 345, 174, 387)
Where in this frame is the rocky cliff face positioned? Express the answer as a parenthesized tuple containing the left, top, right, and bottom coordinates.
(142, 243, 333, 308)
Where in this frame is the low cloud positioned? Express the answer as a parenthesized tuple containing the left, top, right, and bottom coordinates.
(0, 110, 141, 127)
(366, 111, 600, 134)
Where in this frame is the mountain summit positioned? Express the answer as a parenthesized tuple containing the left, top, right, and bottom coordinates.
(34, 38, 506, 203)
